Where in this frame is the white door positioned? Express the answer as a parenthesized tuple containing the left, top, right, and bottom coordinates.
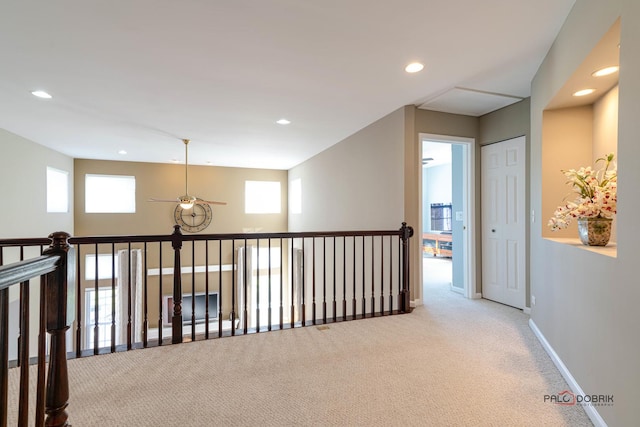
(481, 137, 526, 309)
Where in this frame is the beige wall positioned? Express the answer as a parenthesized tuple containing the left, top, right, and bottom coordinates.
(74, 159, 287, 236)
(479, 98, 530, 146)
(531, 1, 639, 425)
(288, 107, 406, 232)
(72, 159, 289, 331)
(541, 106, 594, 239)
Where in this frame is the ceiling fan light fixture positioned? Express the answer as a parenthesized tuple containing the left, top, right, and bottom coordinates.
(179, 196, 196, 209)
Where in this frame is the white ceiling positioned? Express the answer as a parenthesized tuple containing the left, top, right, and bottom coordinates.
(0, 0, 576, 170)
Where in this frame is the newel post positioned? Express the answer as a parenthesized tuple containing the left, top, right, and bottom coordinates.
(400, 222, 414, 313)
(43, 232, 75, 427)
(171, 225, 184, 344)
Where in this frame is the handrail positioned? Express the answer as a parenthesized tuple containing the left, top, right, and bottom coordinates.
(0, 254, 61, 291)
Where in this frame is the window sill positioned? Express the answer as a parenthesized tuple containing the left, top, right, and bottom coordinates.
(545, 237, 617, 258)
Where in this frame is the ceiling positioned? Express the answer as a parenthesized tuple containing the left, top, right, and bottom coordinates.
(1, 1, 576, 170)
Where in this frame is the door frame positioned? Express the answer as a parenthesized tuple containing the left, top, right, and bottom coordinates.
(419, 133, 477, 301)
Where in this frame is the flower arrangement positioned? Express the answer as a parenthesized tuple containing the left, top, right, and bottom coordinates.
(547, 153, 617, 231)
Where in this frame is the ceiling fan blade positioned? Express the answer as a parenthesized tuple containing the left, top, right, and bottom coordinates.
(148, 198, 179, 203)
(196, 199, 228, 206)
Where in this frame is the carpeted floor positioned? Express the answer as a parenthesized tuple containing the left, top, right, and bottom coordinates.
(7, 257, 592, 426)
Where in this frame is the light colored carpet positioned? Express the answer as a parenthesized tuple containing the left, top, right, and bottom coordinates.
(7, 257, 592, 426)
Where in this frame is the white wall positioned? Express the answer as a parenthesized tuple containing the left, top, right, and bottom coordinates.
(0, 128, 74, 359)
(531, 1, 640, 425)
(288, 107, 405, 232)
(0, 129, 74, 239)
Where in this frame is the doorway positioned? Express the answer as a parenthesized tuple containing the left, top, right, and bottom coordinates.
(420, 134, 476, 303)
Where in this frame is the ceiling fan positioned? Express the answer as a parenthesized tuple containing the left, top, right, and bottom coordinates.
(149, 139, 227, 209)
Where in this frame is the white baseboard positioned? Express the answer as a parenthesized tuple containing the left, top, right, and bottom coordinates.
(529, 319, 608, 427)
(410, 299, 418, 308)
(523, 306, 531, 315)
(449, 284, 464, 295)
(472, 292, 482, 299)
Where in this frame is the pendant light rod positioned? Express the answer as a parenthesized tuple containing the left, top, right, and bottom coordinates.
(182, 138, 190, 195)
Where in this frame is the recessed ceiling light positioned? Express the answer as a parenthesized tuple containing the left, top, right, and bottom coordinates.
(118, 150, 127, 155)
(276, 118, 291, 125)
(592, 66, 619, 77)
(31, 90, 52, 99)
(573, 89, 596, 97)
(405, 62, 424, 73)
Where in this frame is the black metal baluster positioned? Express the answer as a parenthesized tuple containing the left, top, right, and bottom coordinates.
(111, 243, 116, 352)
(342, 236, 347, 321)
(256, 239, 260, 333)
(268, 239, 272, 331)
(158, 243, 163, 345)
(301, 239, 305, 327)
(322, 237, 327, 324)
(205, 240, 210, 340)
(396, 237, 402, 312)
(362, 236, 366, 318)
(0, 287, 7, 426)
(371, 236, 375, 317)
(75, 244, 83, 356)
(18, 279, 29, 423)
(231, 240, 236, 336)
(352, 236, 356, 318)
(93, 243, 99, 354)
(36, 274, 47, 426)
(127, 242, 133, 350)
(389, 235, 393, 315)
(243, 238, 248, 335)
(380, 236, 385, 315)
(191, 240, 196, 341)
(279, 239, 283, 330)
(143, 242, 149, 348)
(218, 240, 223, 338)
(290, 239, 295, 329)
(312, 238, 316, 325)
(332, 237, 337, 322)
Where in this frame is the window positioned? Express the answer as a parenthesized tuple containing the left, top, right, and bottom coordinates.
(85, 253, 119, 280)
(85, 174, 136, 213)
(290, 178, 302, 214)
(85, 287, 117, 349)
(245, 181, 281, 214)
(47, 167, 69, 213)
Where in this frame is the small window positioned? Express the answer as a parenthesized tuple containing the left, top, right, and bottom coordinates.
(47, 167, 69, 213)
(290, 178, 302, 214)
(85, 174, 136, 213)
(85, 253, 119, 280)
(245, 181, 281, 214)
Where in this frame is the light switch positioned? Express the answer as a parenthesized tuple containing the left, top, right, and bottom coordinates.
(455, 211, 463, 221)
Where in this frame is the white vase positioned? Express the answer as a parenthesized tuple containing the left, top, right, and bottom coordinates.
(577, 217, 612, 246)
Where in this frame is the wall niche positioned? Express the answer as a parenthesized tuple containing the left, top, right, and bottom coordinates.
(541, 18, 620, 255)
